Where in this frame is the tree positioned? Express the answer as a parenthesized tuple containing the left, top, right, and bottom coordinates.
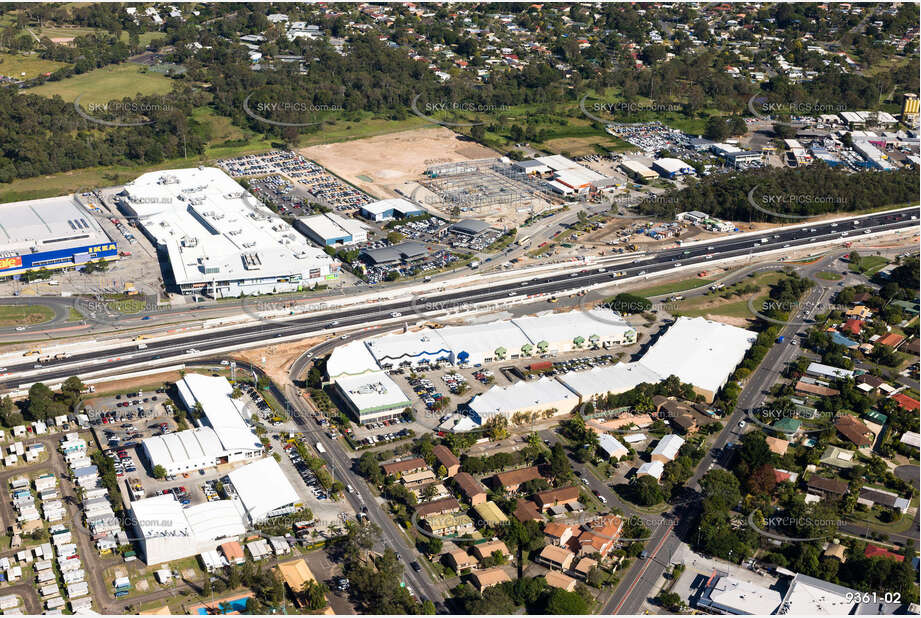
(60, 376, 84, 407)
(301, 579, 329, 610)
(705, 115, 730, 141)
(543, 588, 589, 614)
(631, 475, 665, 506)
(747, 464, 777, 495)
(152, 465, 167, 480)
(700, 469, 741, 511)
(549, 443, 573, 482)
(386, 231, 404, 244)
(657, 590, 684, 611)
(484, 416, 509, 441)
(26, 382, 61, 421)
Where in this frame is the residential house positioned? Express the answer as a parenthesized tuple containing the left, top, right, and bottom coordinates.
(856, 374, 887, 394)
(544, 570, 577, 591)
(824, 543, 847, 562)
(806, 476, 849, 499)
(899, 431, 920, 450)
(844, 305, 872, 320)
(835, 415, 874, 447)
(538, 544, 575, 570)
(445, 548, 476, 572)
(432, 445, 460, 477)
(841, 319, 863, 336)
(381, 458, 428, 478)
(473, 501, 509, 527)
(877, 333, 905, 348)
(765, 436, 789, 456)
(470, 567, 511, 593)
(651, 435, 685, 463)
(453, 472, 487, 506)
(573, 557, 598, 579)
(415, 497, 461, 520)
(493, 466, 542, 492)
(533, 486, 580, 511)
(892, 393, 920, 413)
(858, 487, 910, 513)
(402, 469, 437, 489)
(543, 522, 575, 547)
(424, 512, 474, 537)
(513, 499, 542, 523)
(795, 380, 840, 397)
(598, 433, 628, 460)
(471, 540, 511, 562)
(636, 460, 665, 481)
(865, 544, 904, 562)
(572, 515, 623, 558)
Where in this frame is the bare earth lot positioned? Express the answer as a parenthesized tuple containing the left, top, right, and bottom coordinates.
(299, 126, 498, 199)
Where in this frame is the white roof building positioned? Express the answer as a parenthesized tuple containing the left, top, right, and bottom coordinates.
(227, 457, 301, 523)
(467, 377, 579, 424)
(900, 431, 921, 449)
(636, 460, 665, 480)
(129, 494, 246, 565)
(651, 434, 685, 462)
(295, 213, 370, 246)
(557, 362, 662, 400)
(598, 434, 628, 460)
(333, 371, 412, 424)
(512, 308, 636, 352)
(699, 575, 783, 614)
(326, 340, 381, 379)
(806, 362, 855, 380)
(144, 374, 263, 475)
(119, 167, 337, 297)
(638, 317, 756, 401)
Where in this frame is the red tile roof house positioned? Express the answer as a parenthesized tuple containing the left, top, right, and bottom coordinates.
(892, 393, 920, 413)
(878, 333, 905, 348)
(865, 544, 904, 562)
(841, 319, 864, 336)
(432, 445, 460, 478)
(493, 466, 543, 492)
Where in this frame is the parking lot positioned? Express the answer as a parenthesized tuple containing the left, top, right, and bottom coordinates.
(218, 150, 373, 211)
(247, 174, 316, 218)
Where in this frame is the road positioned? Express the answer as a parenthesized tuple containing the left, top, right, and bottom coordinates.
(598, 246, 908, 615)
(3, 207, 916, 391)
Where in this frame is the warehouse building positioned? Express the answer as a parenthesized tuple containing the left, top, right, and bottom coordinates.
(129, 494, 246, 565)
(618, 160, 658, 180)
(638, 317, 755, 402)
(359, 198, 426, 221)
(142, 374, 263, 476)
(652, 158, 694, 178)
(118, 167, 337, 297)
(226, 457, 301, 524)
(359, 241, 430, 266)
(333, 371, 412, 424)
(356, 308, 636, 370)
(467, 376, 579, 425)
(557, 362, 663, 401)
(0, 195, 118, 280)
(449, 219, 493, 238)
(294, 213, 370, 246)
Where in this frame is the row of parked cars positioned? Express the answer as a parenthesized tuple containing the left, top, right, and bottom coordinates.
(286, 447, 328, 501)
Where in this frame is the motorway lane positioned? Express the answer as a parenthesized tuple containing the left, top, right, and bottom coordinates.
(3, 208, 917, 390)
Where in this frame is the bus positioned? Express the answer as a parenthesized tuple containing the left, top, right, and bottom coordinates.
(315, 441, 326, 454)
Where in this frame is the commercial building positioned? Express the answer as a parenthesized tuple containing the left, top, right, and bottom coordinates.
(449, 219, 493, 237)
(359, 198, 425, 221)
(557, 362, 662, 401)
(652, 158, 694, 178)
(119, 167, 337, 297)
(637, 317, 756, 402)
(0, 195, 117, 279)
(332, 371, 412, 424)
(619, 160, 658, 180)
(355, 308, 636, 370)
(467, 376, 579, 425)
(294, 213, 370, 246)
(359, 241, 430, 266)
(129, 494, 246, 565)
(226, 457, 301, 524)
(697, 573, 783, 614)
(142, 374, 263, 476)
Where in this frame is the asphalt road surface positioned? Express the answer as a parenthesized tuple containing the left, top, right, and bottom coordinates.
(3, 207, 916, 390)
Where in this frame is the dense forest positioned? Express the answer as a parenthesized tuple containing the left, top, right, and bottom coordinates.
(637, 166, 920, 222)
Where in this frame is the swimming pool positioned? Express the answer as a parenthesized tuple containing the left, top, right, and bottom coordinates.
(195, 596, 251, 615)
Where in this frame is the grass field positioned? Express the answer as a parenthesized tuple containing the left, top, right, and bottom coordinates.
(0, 52, 69, 79)
(816, 271, 844, 281)
(33, 25, 163, 47)
(849, 255, 889, 276)
(27, 63, 173, 104)
(673, 272, 785, 320)
(0, 305, 54, 327)
(633, 277, 714, 298)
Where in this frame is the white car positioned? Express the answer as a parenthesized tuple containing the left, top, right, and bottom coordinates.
(15, 326, 26, 332)
(390, 312, 402, 318)
(738, 420, 746, 428)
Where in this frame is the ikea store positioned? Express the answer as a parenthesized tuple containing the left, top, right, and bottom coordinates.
(0, 195, 118, 279)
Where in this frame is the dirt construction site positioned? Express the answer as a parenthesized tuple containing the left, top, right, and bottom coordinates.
(298, 126, 560, 226)
(299, 126, 496, 200)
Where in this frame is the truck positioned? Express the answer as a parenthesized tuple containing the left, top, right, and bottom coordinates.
(315, 442, 326, 454)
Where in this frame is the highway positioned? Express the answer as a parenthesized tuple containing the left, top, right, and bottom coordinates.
(2, 206, 917, 391)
